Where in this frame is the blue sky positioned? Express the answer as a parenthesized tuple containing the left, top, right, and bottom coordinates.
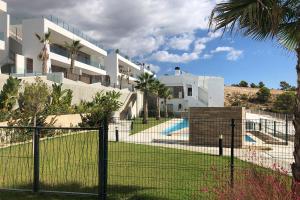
(151, 31, 297, 89)
(7, 0, 297, 88)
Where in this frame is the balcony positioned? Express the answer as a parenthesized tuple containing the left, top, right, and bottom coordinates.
(50, 44, 105, 70)
(44, 15, 104, 49)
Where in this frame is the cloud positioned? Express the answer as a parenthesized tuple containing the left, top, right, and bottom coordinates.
(7, 0, 219, 58)
(151, 51, 199, 63)
(210, 46, 243, 61)
(147, 64, 160, 73)
(167, 33, 195, 51)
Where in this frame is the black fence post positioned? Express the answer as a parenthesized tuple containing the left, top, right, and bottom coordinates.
(230, 119, 235, 188)
(274, 121, 276, 137)
(115, 126, 119, 142)
(219, 135, 223, 156)
(33, 127, 40, 193)
(285, 115, 289, 145)
(99, 119, 108, 200)
(265, 119, 267, 133)
(259, 118, 262, 131)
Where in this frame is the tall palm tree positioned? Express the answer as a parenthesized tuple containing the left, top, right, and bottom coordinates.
(160, 87, 172, 118)
(65, 40, 83, 75)
(210, 0, 300, 195)
(135, 73, 155, 124)
(35, 31, 51, 75)
(150, 80, 165, 120)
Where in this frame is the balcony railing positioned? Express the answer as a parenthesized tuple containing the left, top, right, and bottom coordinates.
(50, 47, 105, 71)
(0, 32, 4, 41)
(44, 15, 104, 49)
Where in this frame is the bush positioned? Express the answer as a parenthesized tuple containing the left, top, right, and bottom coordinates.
(273, 91, 296, 113)
(256, 87, 271, 103)
(201, 164, 292, 200)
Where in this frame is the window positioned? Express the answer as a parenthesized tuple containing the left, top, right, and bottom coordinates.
(26, 58, 33, 73)
(188, 87, 192, 96)
(178, 104, 182, 110)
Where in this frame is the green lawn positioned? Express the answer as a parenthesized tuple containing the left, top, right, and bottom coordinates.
(130, 117, 169, 134)
(0, 131, 259, 200)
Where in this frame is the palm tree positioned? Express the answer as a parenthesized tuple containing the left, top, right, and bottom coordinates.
(210, 0, 300, 194)
(35, 31, 51, 75)
(65, 40, 83, 75)
(135, 73, 155, 124)
(160, 87, 172, 118)
(150, 80, 165, 120)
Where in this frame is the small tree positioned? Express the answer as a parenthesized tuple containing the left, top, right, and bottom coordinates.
(65, 40, 83, 75)
(160, 87, 172, 118)
(0, 76, 21, 112)
(280, 81, 292, 91)
(256, 87, 271, 103)
(250, 83, 258, 88)
(35, 32, 51, 74)
(273, 92, 296, 113)
(79, 91, 122, 127)
(50, 83, 73, 114)
(150, 80, 165, 120)
(135, 73, 155, 124)
(238, 80, 248, 87)
(16, 77, 54, 126)
(258, 81, 265, 88)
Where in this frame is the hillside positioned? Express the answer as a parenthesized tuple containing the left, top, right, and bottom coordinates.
(224, 86, 285, 110)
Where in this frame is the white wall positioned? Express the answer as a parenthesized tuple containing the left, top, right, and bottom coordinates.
(207, 77, 224, 107)
(22, 18, 46, 73)
(104, 52, 118, 86)
(0, 12, 9, 66)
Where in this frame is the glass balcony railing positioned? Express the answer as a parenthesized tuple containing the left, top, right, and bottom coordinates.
(44, 15, 104, 50)
(50, 47, 105, 70)
(0, 32, 4, 41)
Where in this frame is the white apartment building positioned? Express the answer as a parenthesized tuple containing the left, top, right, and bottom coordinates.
(0, 1, 153, 88)
(159, 67, 224, 113)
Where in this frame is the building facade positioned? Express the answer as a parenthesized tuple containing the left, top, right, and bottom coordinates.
(159, 67, 224, 114)
(0, 1, 153, 89)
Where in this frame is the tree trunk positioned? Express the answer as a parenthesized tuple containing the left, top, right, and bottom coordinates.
(164, 98, 168, 118)
(156, 96, 160, 120)
(292, 46, 300, 198)
(143, 91, 148, 124)
(70, 57, 75, 74)
(42, 59, 47, 75)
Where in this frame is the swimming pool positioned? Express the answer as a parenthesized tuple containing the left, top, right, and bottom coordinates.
(245, 135, 256, 143)
(162, 118, 189, 136)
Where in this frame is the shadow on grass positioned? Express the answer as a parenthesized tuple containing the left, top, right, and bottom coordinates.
(1, 182, 169, 200)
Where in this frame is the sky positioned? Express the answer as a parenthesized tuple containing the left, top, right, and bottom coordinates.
(6, 0, 297, 88)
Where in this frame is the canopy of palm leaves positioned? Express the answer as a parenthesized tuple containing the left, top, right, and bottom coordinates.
(150, 80, 165, 96)
(160, 87, 172, 99)
(35, 32, 51, 43)
(210, 0, 300, 50)
(65, 40, 83, 58)
(135, 73, 155, 92)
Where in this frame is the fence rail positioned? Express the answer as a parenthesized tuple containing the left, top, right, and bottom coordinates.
(0, 118, 295, 199)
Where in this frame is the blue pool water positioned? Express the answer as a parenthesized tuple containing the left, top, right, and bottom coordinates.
(162, 118, 189, 136)
(245, 135, 256, 143)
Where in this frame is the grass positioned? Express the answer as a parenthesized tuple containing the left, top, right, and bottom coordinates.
(0, 131, 271, 200)
(130, 117, 169, 134)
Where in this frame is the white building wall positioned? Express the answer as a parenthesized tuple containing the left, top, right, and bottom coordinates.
(104, 52, 118, 86)
(207, 77, 224, 107)
(0, 11, 9, 65)
(15, 54, 25, 74)
(22, 18, 46, 73)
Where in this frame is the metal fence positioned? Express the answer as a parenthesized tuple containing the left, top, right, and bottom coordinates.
(0, 118, 295, 199)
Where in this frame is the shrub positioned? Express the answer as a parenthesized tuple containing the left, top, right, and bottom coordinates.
(273, 91, 296, 113)
(201, 164, 292, 200)
(256, 87, 271, 103)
